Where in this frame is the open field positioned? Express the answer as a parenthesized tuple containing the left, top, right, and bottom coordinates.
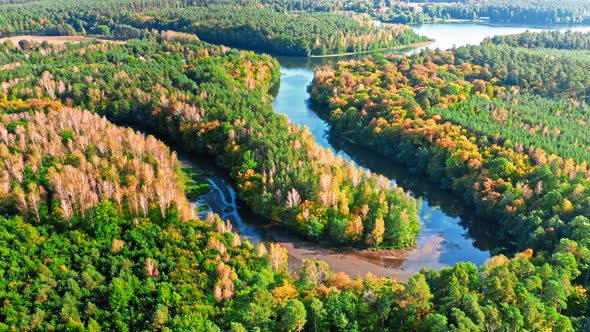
(0, 35, 123, 45)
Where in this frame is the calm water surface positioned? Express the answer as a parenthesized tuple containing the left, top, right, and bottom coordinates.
(411, 22, 590, 50)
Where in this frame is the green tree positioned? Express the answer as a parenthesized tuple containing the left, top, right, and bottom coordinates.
(282, 299, 307, 332)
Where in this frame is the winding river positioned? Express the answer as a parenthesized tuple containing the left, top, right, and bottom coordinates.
(191, 22, 590, 280)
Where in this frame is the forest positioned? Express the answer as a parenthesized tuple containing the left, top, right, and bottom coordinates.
(371, 0, 590, 25)
(0, 0, 588, 331)
(0, 0, 428, 56)
(0, 36, 421, 249)
(309, 37, 590, 249)
(486, 30, 590, 50)
(310, 30, 590, 329)
(2, 0, 589, 35)
(247, 0, 590, 26)
(133, 5, 428, 56)
(0, 101, 582, 331)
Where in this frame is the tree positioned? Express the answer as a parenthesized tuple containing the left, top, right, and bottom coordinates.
(420, 313, 448, 332)
(542, 280, 567, 312)
(282, 299, 307, 332)
(406, 274, 433, 322)
(39, 71, 56, 100)
(230, 322, 247, 332)
(308, 297, 325, 332)
(18, 39, 32, 51)
(269, 243, 289, 272)
(92, 25, 110, 35)
(367, 217, 385, 247)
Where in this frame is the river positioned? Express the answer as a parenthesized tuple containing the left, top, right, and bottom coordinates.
(192, 22, 590, 280)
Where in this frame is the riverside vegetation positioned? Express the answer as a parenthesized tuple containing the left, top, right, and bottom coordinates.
(310, 30, 590, 330)
(0, 36, 421, 249)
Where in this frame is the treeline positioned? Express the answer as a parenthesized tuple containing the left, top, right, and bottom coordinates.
(0, 0, 196, 35)
(486, 30, 590, 50)
(0, 36, 420, 248)
(0, 0, 428, 56)
(380, 2, 478, 25)
(476, 0, 590, 25)
(375, 0, 590, 25)
(4, 0, 589, 40)
(309, 48, 590, 266)
(261, 0, 348, 12)
(132, 4, 428, 56)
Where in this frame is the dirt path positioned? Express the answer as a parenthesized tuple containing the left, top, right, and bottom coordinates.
(0, 35, 124, 45)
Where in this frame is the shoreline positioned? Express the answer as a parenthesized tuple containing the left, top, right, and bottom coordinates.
(2, 33, 433, 59)
(269, 226, 419, 281)
(309, 40, 434, 58)
(406, 18, 590, 30)
(405, 18, 482, 25)
(179, 152, 421, 282)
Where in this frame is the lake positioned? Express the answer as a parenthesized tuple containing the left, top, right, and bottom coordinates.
(411, 22, 590, 50)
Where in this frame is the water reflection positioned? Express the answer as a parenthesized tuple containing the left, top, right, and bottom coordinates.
(272, 59, 492, 272)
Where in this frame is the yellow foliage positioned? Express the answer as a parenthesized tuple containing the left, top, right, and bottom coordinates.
(272, 280, 299, 302)
(562, 198, 574, 213)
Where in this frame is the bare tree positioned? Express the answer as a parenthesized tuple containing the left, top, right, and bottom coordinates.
(145, 258, 160, 277)
(269, 243, 289, 272)
(286, 188, 301, 209)
(39, 71, 56, 100)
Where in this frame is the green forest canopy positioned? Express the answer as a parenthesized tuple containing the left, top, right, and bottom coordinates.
(0, 0, 428, 56)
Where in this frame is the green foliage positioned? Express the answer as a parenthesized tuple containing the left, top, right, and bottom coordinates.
(0, 37, 420, 248)
(182, 167, 212, 199)
(309, 43, 590, 258)
(487, 30, 590, 50)
(282, 299, 307, 331)
(0, 0, 427, 56)
(0, 4, 588, 330)
(371, 0, 590, 25)
(146, 4, 428, 56)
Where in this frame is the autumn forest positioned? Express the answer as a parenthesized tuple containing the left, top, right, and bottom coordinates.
(0, 0, 589, 331)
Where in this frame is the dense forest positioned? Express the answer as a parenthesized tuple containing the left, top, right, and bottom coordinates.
(0, 0, 589, 330)
(486, 30, 590, 50)
(310, 40, 590, 249)
(451, 44, 590, 102)
(310, 31, 590, 329)
(0, 0, 428, 56)
(134, 5, 428, 56)
(371, 0, 590, 25)
(0, 36, 421, 249)
(0, 102, 582, 332)
(0, 105, 192, 224)
(249, 0, 590, 25)
(3, 0, 586, 31)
